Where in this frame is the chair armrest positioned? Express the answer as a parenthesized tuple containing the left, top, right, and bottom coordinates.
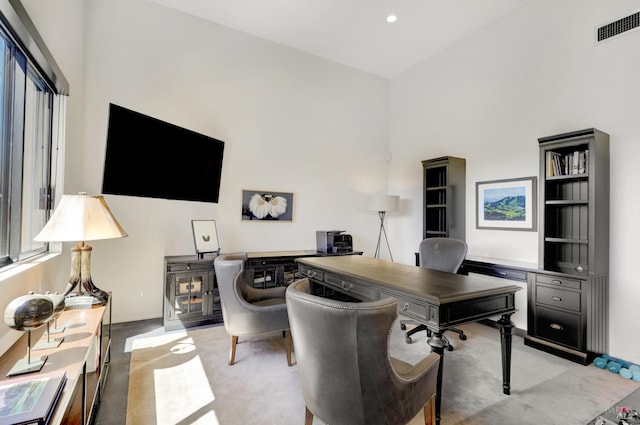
(390, 352, 440, 382)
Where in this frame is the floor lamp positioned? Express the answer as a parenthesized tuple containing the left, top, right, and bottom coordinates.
(367, 194, 399, 261)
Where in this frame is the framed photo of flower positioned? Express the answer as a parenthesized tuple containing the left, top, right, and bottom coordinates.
(241, 190, 294, 221)
(476, 177, 537, 231)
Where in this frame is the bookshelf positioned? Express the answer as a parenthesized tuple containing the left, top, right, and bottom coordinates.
(422, 156, 466, 241)
(525, 128, 609, 364)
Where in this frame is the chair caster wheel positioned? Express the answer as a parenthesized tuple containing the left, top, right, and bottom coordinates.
(400, 324, 407, 330)
(406, 336, 413, 344)
(460, 334, 467, 341)
(447, 345, 454, 352)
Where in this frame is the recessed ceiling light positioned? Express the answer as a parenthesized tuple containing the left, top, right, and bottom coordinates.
(386, 14, 398, 23)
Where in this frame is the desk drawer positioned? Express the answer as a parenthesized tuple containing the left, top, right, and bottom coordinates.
(535, 306, 581, 349)
(397, 299, 427, 321)
(299, 265, 323, 281)
(536, 286, 580, 312)
(324, 273, 378, 300)
(536, 274, 582, 290)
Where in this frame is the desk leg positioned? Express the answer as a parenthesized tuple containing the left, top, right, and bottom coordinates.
(427, 332, 448, 425)
(497, 313, 514, 395)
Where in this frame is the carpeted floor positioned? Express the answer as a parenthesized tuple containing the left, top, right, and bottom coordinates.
(125, 320, 639, 425)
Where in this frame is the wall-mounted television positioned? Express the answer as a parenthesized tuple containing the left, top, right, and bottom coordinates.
(102, 104, 225, 203)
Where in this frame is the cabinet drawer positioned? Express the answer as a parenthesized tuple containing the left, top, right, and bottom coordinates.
(299, 265, 323, 281)
(324, 273, 378, 300)
(535, 306, 581, 349)
(167, 262, 213, 272)
(536, 286, 580, 312)
(536, 274, 582, 290)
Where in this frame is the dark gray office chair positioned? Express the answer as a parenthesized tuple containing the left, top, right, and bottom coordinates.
(400, 238, 468, 351)
(286, 279, 439, 425)
(214, 253, 292, 366)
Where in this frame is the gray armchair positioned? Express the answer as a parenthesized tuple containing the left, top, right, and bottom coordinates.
(286, 279, 439, 425)
(401, 238, 468, 350)
(213, 253, 292, 366)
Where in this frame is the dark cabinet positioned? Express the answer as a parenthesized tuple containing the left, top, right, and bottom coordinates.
(246, 250, 363, 289)
(525, 129, 609, 364)
(422, 156, 465, 241)
(164, 255, 222, 331)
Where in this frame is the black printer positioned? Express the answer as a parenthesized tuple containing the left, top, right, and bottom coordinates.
(316, 230, 353, 254)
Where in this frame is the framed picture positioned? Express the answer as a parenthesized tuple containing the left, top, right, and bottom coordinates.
(241, 190, 294, 221)
(476, 177, 537, 231)
(191, 220, 220, 258)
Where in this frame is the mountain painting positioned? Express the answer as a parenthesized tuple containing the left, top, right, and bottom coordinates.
(483, 187, 526, 221)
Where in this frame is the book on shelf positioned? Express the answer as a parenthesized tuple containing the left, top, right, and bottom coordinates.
(0, 370, 66, 425)
(546, 149, 588, 176)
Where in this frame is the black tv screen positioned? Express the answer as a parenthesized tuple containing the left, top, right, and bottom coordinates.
(102, 104, 225, 203)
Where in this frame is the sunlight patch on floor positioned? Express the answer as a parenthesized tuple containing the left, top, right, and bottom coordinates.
(153, 353, 217, 424)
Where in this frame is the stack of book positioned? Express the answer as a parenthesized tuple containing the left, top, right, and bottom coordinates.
(0, 371, 66, 425)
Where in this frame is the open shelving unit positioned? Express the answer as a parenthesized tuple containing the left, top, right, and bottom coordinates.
(525, 128, 610, 364)
(422, 156, 466, 241)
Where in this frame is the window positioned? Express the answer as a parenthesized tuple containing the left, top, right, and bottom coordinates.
(0, 2, 67, 268)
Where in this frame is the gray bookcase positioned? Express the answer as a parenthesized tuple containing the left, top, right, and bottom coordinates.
(525, 128, 609, 364)
(422, 156, 466, 241)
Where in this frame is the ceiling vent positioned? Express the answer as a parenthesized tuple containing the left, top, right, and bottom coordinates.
(596, 10, 640, 43)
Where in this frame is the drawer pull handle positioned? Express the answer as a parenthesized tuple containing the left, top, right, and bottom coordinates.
(401, 303, 409, 312)
(499, 271, 509, 276)
(341, 281, 353, 291)
(551, 280, 562, 285)
(307, 271, 316, 278)
(576, 266, 584, 272)
(551, 296, 562, 302)
(549, 323, 563, 331)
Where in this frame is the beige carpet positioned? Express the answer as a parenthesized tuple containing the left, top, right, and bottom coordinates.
(126, 320, 639, 425)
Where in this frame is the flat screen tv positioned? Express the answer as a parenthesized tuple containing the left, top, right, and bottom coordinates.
(102, 104, 225, 203)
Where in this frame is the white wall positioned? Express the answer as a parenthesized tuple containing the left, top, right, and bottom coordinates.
(388, 0, 640, 362)
(71, 0, 389, 322)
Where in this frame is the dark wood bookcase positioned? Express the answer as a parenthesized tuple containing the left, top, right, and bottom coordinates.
(422, 156, 466, 241)
(525, 128, 609, 364)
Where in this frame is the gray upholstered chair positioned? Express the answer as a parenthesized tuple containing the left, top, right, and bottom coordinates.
(213, 253, 292, 366)
(286, 279, 440, 425)
(401, 238, 468, 350)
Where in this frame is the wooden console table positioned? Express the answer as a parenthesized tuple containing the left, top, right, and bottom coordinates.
(297, 255, 521, 425)
(0, 300, 111, 424)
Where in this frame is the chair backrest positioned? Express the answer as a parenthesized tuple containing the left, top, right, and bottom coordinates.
(286, 279, 436, 425)
(418, 237, 467, 273)
(213, 253, 248, 334)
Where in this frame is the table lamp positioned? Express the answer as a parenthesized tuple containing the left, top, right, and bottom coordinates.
(366, 194, 399, 261)
(34, 193, 128, 306)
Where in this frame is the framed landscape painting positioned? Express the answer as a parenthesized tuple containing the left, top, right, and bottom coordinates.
(476, 177, 537, 231)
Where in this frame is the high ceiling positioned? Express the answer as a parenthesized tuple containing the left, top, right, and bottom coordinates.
(147, 0, 530, 79)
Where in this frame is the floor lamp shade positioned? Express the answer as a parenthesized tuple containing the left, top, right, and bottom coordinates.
(366, 195, 399, 213)
(34, 193, 128, 305)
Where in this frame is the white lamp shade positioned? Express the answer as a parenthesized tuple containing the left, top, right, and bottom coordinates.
(34, 194, 128, 242)
(366, 194, 399, 212)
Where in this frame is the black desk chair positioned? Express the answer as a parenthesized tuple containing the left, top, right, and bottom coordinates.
(400, 237, 468, 351)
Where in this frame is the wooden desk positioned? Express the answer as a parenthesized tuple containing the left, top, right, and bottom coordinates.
(297, 255, 521, 425)
(0, 302, 111, 425)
